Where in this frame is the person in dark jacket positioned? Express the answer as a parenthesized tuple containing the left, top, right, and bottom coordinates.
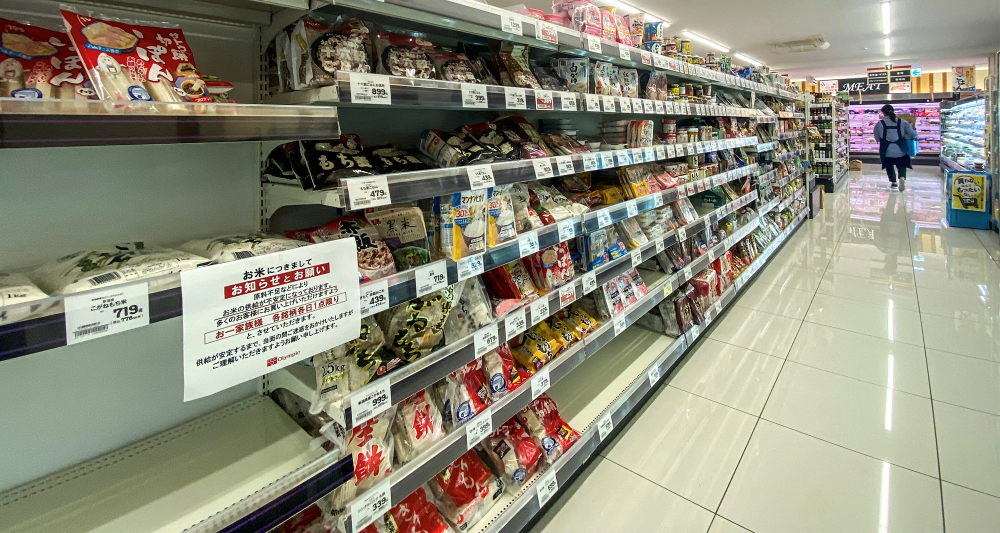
(873, 103, 917, 191)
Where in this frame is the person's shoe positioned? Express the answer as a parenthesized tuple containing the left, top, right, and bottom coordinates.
(899, 177, 906, 191)
(890, 182, 898, 190)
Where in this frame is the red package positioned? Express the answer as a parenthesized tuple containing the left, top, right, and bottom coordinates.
(385, 487, 451, 533)
(481, 260, 538, 318)
(613, 14, 632, 46)
(480, 418, 543, 487)
(0, 17, 95, 99)
(682, 284, 705, 324)
(689, 270, 718, 317)
(522, 242, 574, 293)
(61, 7, 210, 102)
(429, 450, 503, 529)
(616, 273, 639, 308)
(516, 394, 580, 462)
(438, 359, 490, 431)
(627, 268, 649, 298)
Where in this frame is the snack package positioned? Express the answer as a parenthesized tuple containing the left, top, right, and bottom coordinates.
(298, 136, 377, 189)
(479, 418, 543, 489)
(444, 277, 493, 344)
(433, 50, 479, 83)
(508, 183, 544, 232)
(0, 17, 94, 99)
(286, 216, 397, 282)
(374, 28, 434, 78)
(364, 205, 429, 251)
(60, 7, 210, 102)
(324, 407, 396, 510)
(521, 242, 574, 293)
(566, 307, 599, 336)
(487, 185, 518, 247)
(577, 228, 610, 271)
(378, 286, 454, 362)
(293, 16, 372, 89)
(612, 14, 632, 45)
(551, 58, 589, 94)
(33, 243, 208, 295)
(429, 450, 504, 531)
(619, 68, 638, 97)
(310, 316, 387, 414)
(481, 343, 527, 401)
(364, 144, 430, 174)
(532, 62, 564, 91)
(420, 129, 471, 168)
(516, 394, 580, 463)
(462, 122, 520, 161)
(481, 260, 538, 317)
(592, 61, 612, 95)
(0, 272, 49, 324)
(548, 318, 580, 348)
(627, 268, 649, 298)
(497, 42, 541, 89)
(599, 9, 615, 41)
(392, 389, 447, 463)
(626, 13, 645, 43)
(436, 190, 489, 261)
(437, 359, 490, 431)
(383, 486, 453, 533)
(615, 218, 650, 250)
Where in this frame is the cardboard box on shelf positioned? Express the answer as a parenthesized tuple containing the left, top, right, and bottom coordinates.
(850, 160, 863, 171)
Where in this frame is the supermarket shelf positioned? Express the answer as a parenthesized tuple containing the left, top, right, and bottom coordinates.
(753, 141, 780, 153)
(776, 131, 806, 141)
(775, 148, 806, 162)
(0, 98, 340, 149)
(0, 396, 355, 533)
(940, 155, 971, 172)
(474, 208, 808, 533)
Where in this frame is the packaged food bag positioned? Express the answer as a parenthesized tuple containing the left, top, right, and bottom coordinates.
(378, 286, 454, 362)
(437, 359, 490, 431)
(60, 7, 210, 102)
(478, 418, 542, 489)
(286, 215, 397, 282)
(383, 486, 453, 533)
(323, 406, 396, 511)
(179, 233, 307, 264)
(310, 316, 388, 414)
(435, 190, 488, 261)
(481, 343, 528, 401)
(33, 243, 208, 295)
(0, 17, 95, 99)
(487, 185, 518, 248)
(289, 16, 372, 89)
(429, 450, 504, 531)
(392, 389, 446, 463)
(297, 136, 379, 190)
(516, 394, 580, 463)
(0, 272, 49, 324)
(443, 277, 493, 344)
(375, 28, 435, 78)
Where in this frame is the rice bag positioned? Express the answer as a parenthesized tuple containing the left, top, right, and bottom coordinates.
(437, 359, 490, 431)
(436, 190, 488, 261)
(383, 486, 452, 533)
(364, 205, 429, 250)
(487, 185, 518, 248)
(33, 243, 208, 295)
(0, 17, 94, 99)
(378, 286, 453, 362)
(516, 394, 580, 463)
(60, 7, 210, 102)
(374, 28, 434, 78)
(478, 418, 543, 489)
(310, 316, 388, 414)
(429, 450, 504, 531)
(392, 389, 446, 463)
(444, 277, 493, 344)
(324, 406, 396, 511)
(287, 216, 396, 282)
(0, 272, 49, 325)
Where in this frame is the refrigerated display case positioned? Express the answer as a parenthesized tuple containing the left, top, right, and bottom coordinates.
(940, 95, 986, 171)
(850, 102, 941, 155)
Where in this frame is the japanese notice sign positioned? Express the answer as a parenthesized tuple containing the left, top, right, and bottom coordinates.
(181, 239, 360, 401)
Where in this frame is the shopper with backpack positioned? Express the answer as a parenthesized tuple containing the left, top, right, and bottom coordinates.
(874, 103, 918, 191)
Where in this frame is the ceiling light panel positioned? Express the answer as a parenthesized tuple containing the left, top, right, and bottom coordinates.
(682, 31, 730, 53)
(882, 2, 891, 35)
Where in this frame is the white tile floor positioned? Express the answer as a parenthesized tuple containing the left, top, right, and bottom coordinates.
(531, 166, 1000, 532)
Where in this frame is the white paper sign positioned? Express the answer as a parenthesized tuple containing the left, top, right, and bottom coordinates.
(654, 100, 665, 114)
(181, 240, 359, 401)
(615, 150, 630, 166)
(655, 145, 666, 159)
(597, 209, 612, 228)
(501, 12, 523, 34)
(519, 232, 539, 256)
(625, 199, 639, 218)
(683, 265, 693, 280)
(474, 322, 500, 357)
(643, 100, 654, 114)
(613, 315, 627, 336)
(560, 92, 578, 111)
(632, 98, 643, 113)
(350, 480, 391, 532)
(533, 158, 554, 179)
(536, 20, 559, 44)
(457, 254, 485, 281)
(346, 176, 391, 210)
(466, 409, 493, 448)
(558, 284, 576, 308)
(359, 279, 389, 317)
(351, 379, 392, 426)
(586, 33, 603, 53)
(665, 144, 676, 158)
(631, 250, 643, 268)
(601, 152, 615, 168)
(558, 219, 576, 241)
(630, 148, 643, 162)
(655, 239, 665, 254)
(648, 365, 661, 385)
(529, 297, 549, 326)
(619, 98, 632, 113)
(601, 95, 616, 112)
(531, 366, 551, 399)
(677, 226, 687, 241)
(653, 54, 668, 68)
(585, 94, 601, 112)
(582, 152, 598, 171)
(467, 165, 495, 189)
(461, 83, 488, 108)
(505, 86, 527, 109)
(618, 44, 631, 61)
(504, 307, 527, 339)
(65, 282, 149, 344)
(415, 260, 448, 296)
(349, 73, 391, 105)
(554, 156, 575, 176)
(536, 469, 559, 507)
(582, 271, 598, 294)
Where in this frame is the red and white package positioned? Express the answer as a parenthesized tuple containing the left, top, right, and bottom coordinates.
(481, 343, 531, 401)
(0, 17, 94, 99)
(392, 389, 447, 464)
(383, 487, 453, 533)
(436, 359, 490, 432)
(478, 418, 542, 489)
(60, 7, 211, 102)
(323, 407, 396, 510)
(627, 268, 648, 298)
(689, 270, 718, 316)
(428, 450, 504, 531)
(516, 394, 580, 463)
(712, 251, 733, 294)
(521, 242, 574, 293)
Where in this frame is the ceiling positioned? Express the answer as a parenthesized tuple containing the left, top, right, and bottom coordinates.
(517, 0, 1000, 80)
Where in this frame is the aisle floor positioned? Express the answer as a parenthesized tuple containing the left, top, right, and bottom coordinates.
(531, 165, 1000, 532)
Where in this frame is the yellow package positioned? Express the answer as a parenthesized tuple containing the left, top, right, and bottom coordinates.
(515, 328, 553, 370)
(531, 322, 567, 355)
(551, 318, 582, 345)
(568, 307, 599, 336)
(594, 184, 625, 206)
(618, 166, 650, 199)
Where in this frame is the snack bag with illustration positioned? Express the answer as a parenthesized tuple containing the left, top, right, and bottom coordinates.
(0, 17, 95, 99)
(516, 394, 580, 463)
(61, 7, 211, 102)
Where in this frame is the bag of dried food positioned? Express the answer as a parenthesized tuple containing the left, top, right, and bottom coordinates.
(0, 16, 94, 99)
(287, 215, 397, 282)
(508, 183, 544, 233)
(516, 394, 580, 463)
(392, 389, 447, 463)
(298, 136, 378, 190)
(374, 28, 435, 79)
(497, 41, 541, 89)
(478, 418, 542, 489)
(521, 242, 574, 293)
(428, 450, 504, 531)
(292, 15, 372, 89)
(34, 243, 209, 295)
(0, 272, 49, 325)
(462, 122, 520, 161)
(432, 50, 479, 83)
(481, 342, 528, 401)
(60, 7, 210, 102)
(377, 286, 454, 362)
(364, 144, 430, 174)
(437, 358, 490, 431)
(310, 316, 388, 414)
(551, 58, 589, 94)
(443, 277, 493, 344)
(383, 486, 453, 533)
(481, 259, 538, 318)
(435, 189, 488, 261)
(323, 406, 397, 511)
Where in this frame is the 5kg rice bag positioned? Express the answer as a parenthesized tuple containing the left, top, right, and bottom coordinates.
(33, 243, 208, 295)
(310, 316, 388, 414)
(378, 286, 454, 362)
(0, 17, 94, 99)
(392, 389, 446, 463)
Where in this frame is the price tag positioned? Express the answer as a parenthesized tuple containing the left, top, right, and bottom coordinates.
(415, 260, 448, 297)
(653, 54, 668, 68)
(662, 279, 673, 296)
(465, 408, 494, 448)
(461, 83, 488, 108)
(636, 50, 651, 65)
(618, 44, 631, 61)
(346, 176, 392, 210)
(558, 219, 576, 241)
(640, 99, 652, 114)
(655, 239, 665, 254)
(654, 100, 665, 114)
(597, 413, 614, 441)
(632, 98, 643, 113)
(536, 20, 558, 44)
(631, 250, 642, 268)
(558, 284, 576, 308)
(351, 380, 392, 426)
(613, 315, 627, 336)
(501, 12, 523, 34)
(349, 73, 392, 105)
(536, 468, 558, 507)
(654, 145, 666, 160)
(518, 231, 539, 257)
(665, 144, 676, 157)
(359, 279, 389, 317)
(601, 95, 616, 112)
(504, 86, 527, 109)
(585, 93, 601, 112)
(597, 209, 613, 228)
(643, 147, 655, 162)
(714, 301, 723, 316)
(665, 101, 675, 114)
(689, 323, 701, 339)
(582, 152, 599, 171)
(586, 33, 603, 53)
(630, 148, 643, 163)
(467, 165, 495, 189)
(474, 323, 500, 357)
(532, 158, 554, 179)
(65, 282, 150, 344)
(648, 365, 661, 385)
(615, 150, 630, 166)
(619, 98, 632, 113)
(503, 307, 528, 340)
(350, 480, 391, 532)
(677, 226, 687, 241)
(534, 89, 553, 110)
(554, 155, 575, 176)
(529, 297, 549, 326)
(677, 183, 688, 198)
(560, 91, 578, 111)
(532, 366, 551, 399)
(457, 254, 485, 281)
(581, 271, 598, 294)
(683, 265, 693, 280)
(625, 199, 639, 218)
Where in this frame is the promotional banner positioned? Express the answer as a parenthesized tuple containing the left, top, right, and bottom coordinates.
(952, 66, 975, 91)
(819, 80, 839, 94)
(950, 172, 987, 211)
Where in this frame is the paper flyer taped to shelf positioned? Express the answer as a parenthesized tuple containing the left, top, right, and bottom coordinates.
(181, 239, 360, 401)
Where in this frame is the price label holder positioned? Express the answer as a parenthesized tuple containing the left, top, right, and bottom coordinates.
(618, 44, 631, 61)
(560, 91, 578, 111)
(601, 95, 616, 112)
(415, 260, 448, 297)
(631, 249, 643, 268)
(500, 12, 523, 34)
(613, 315, 627, 336)
(531, 366, 551, 400)
(467, 164, 495, 189)
(643, 147, 655, 162)
(504, 86, 527, 109)
(653, 54, 668, 68)
(349, 73, 392, 105)
(351, 380, 392, 426)
(655, 238, 665, 254)
(350, 480, 391, 532)
(665, 144, 676, 158)
(654, 100, 665, 114)
(629, 147, 642, 163)
(676, 226, 687, 241)
(536, 20, 558, 44)
(65, 282, 150, 344)
(639, 50, 652, 65)
(518, 231, 539, 257)
(714, 301, 723, 316)
(615, 150, 630, 166)
(466, 409, 493, 448)
(619, 98, 632, 113)
(648, 365, 661, 385)
(597, 412, 614, 441)
(662, 279, 673, 297)
(558, 284, 576, 308)
(581, 152, 598, 172)
(581, 271, 598, 294)
(359, 279, 389, 317)
(346, 176, 392, 210)
(585, 93, 600, 112)
(600, 152, 614, 168)
(554, 155, 575, 176)
(504, 307, 527, 339)
(457, 254, 485, 281)
(683, 265, 693, 281)
(557, 218, 576, 241)
(643, 99, 655, 114)
(474, 322, 500, 357)
(529, 297, 549, 326)
(586, 33, 603, 53)
(534, 89, 553, 110)
(623, 200, 639, 220)
(655, 145, 666, 160)
(631, 98, 643, 113)
(689, 323, 701, 340)
(597, 209, 612, 228)
(536, 469, 558, 508)
(532, 158, 554, 179)
(461, 83, 488, 108)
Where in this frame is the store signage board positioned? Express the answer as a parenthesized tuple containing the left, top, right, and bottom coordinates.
(838, 77, 888, 95)
(818, 80, 838, 94)
(181, 239, 360, 401)
(866, 68, 889, 85)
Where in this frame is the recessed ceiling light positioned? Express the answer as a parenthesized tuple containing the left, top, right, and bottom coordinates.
(682, 31, 730, 53)
(881, 2, 891, 35)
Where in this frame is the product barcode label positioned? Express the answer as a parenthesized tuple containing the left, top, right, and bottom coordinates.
(519, 232, 539, 257)
(665, 144, 676, 157)
(654, 100, 665, 114)
(350, 480, 391, 532)
(415, 261, 448, 297)
(582, 153, 598, 171)
(505, 307, 527, 339)
(597, 413, 614, 441)
(655, 239, 665, 254)
(461, 83, 488, 108)
(655, 145, 665, 160)
(597, 209, 613, 228)
(474, 323, 500, 357)
(625, 199, 639, 218)
(560, 92, 578, 111)
(504, 86, 527, 109)
(457, 255, 485, 281)
(683, 265, 693, 279)
(585, 94, 600, 112)
(653, 54, 668, 68)
(586, 33, 603, 53)
(558, 284, 576, 308)
(630, 148, 643, 162)
(467, 165, 495, 189)
(529, 297, 549, 326)
(615, 150, 630, 166)
(466, 408, 493, 448)
(613, 315, 627, 336)
(558, 219, 576, 241)
(582, 271, 597, 294)
(677, 226, 687, 241)
(351, 380, 392, 426)
(346, 176, 392, 210)
(601, 95, 616, 112)
(531, 367, 551, 400)
(360, 279, 389, 317)
(349, 73, 392, 105)
(534, 89, 554, 110)
(554, 156, 575, 176)
(618, 44, 631, 61)
(643, 99, 655, 114)
(65, 281, 150, 345)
